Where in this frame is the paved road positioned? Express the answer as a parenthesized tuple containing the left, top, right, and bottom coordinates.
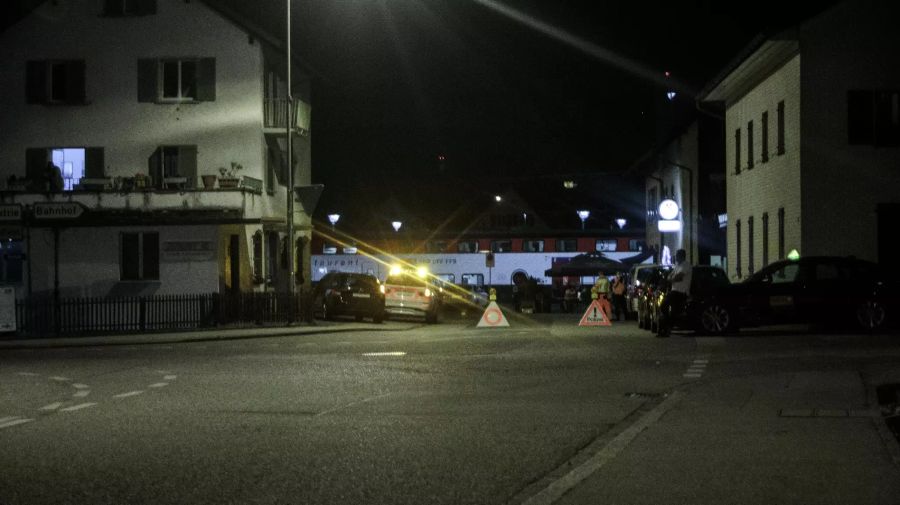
(1, 314, 899, 504)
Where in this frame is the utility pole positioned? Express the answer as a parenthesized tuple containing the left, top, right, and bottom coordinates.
(286, 0, 295, 298)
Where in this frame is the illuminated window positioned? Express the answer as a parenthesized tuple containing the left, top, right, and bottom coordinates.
(461, 273, 484, 286)
(595, 239, 617, 252)
(490, 240, 512, 253)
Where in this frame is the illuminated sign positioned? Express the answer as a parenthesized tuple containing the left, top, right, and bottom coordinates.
(657, 199, 679, 220)
(718, 213, 727, 229)
(657, 219, 682, 232)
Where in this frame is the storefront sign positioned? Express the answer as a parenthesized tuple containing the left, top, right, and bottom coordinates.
(0, 205, 22, 221)
(162, 241, 214, 260)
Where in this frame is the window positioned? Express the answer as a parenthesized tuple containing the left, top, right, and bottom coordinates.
(761, 111, 769, 162)
(770, 263, 800, 284)
(848, 90, 900, 147)
(148, 145, 197, 189)
(491, 240, 512, 253)
(777, 101, 785, 155)
(25, 147, 104, 191)
(762, 213, 769, 268)
(747, 216, 755, 275)
(26, 60, 86, 105)
(252, 231, 263, 282)
(457, 240, 479, 253)
(266, 232, 278, 282)
(595, 239, 617, 252)
(138, 58, 215, 103)
(747, 120, 754, 169)
(0, 240, 24, 283)
(461, 273, 484, 286)
(778, 208, 785, 260)
(734, 128, 741, 174)
(427, 241, 447, 253)
(628, 239, 643, 252)
(121, 232, 159, 281)
(556, 238, 577, 252)
(103, 0, 156, 16)
(735, 219, 742, 279)
(522, 240, 544, 252)
(647, 187, 658, 218)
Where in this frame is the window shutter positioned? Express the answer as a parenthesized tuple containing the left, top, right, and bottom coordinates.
(178, 145, 198, 188)
(26, 61, 47, 104)
(121, 233, 140, 280)
(148, 147, 162, 185)
(85, 147, 105, 178)
(137, 0, 157, 15)
(25, 148, 48, 181)
(137, 59, 158, 102)
(142, 233, 160, 280)
(66, 60, 86, 104)
(196, 58, 216, 102)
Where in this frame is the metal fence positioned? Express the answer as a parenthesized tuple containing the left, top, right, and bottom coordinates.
(13, 292, 304, 337)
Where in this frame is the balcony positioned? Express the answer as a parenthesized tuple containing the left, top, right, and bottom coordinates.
(263, 98, 310, 133)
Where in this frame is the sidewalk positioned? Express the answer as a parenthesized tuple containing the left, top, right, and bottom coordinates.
(0, 320, 417, 350)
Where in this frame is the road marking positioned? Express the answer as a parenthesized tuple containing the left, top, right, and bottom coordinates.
(0, 417, 33, 429)
(59, 403, 97, 412)
(521, 392, 683, 505)
(361, 352, 407, 357)
(148, 382, 168, 388)
(683, 373, 703, 378)
(164, 375, 177, 380)
(113, 391, 144, 399)
(16, 372, 40, 377)
(39, 402, 64, 411)
(49, 376, 71, 382)
(72, 383, 90, 389)
(315, 392, 393, 418)
(72, 390, 91, 398)
(693, 359, 709, 364)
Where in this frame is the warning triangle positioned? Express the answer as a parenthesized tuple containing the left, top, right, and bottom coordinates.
(477, 301, 510, 327)
(579, 299, 612, 327)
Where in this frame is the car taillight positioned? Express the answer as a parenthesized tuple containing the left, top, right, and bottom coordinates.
(380, 285, 386, 294)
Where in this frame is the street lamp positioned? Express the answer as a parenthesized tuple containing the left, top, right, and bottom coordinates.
(494, 195, 503, 203)
(577, 210, 590, 230)
(391, 221, 402, 232)
(616, 218, 627, 229)
(327, 213, 340, 230)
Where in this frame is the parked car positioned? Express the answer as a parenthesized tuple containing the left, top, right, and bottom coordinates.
(634, 265, 672, 331)
(383, 266, 441, 323)
(656, 256, 896, 335)
(312, 272, 385, 323)
(628, 264, 670, 319)
(650, 265, 731, 334)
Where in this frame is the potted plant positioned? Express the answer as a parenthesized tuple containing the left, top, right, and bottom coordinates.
(201, 174, 217, 189)
(218, 162, 243, 189)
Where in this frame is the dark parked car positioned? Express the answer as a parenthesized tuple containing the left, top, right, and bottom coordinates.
(651, 265, 731, 334)
(658, 256, 896, 335)
(312, 272, 385, 323)
(635, 265, 672, 331)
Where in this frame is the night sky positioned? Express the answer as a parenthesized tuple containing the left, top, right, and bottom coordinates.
(2, 0, 833, 231)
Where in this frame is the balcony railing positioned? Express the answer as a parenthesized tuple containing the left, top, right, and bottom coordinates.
(264, 98, 293, 129)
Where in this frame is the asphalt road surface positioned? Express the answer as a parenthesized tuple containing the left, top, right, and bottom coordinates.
(2, 313, 899, 505)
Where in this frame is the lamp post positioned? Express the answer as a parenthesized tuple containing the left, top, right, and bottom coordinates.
(391, 221, 402, 232)
(285, 0, 295, 296)
(327, 213, 340, 230)
(616, 218, 627, 229)
(666, 160, 694, 264)
(577, 210, 590, 230)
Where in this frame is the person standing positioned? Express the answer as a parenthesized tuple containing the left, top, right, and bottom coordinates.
(611, 274, 627, 321)
(657, 249, 692, 337)
(563, 284, 577, 313)
(594, 272, 611, 318)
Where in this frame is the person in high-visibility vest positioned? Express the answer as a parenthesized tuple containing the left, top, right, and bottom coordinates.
(593, 272, 612, 318)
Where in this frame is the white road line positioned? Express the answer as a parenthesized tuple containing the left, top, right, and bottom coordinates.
(113, 391, 144, 398)
(683, 373, 703, 378)
(693, 359, 709, 364)
(16, 372, 40, 376)
(155, 370, 171, 374)
(361, 352, 407, 357)
(39, 402, 64, 411)
(163, 375, 177, 380)
(59, 403, 97, 412)
(49, 376, 71, 382)
(0, 417, 33, 429)
(72, 383, 90, 389)
(522, 392, 683, 505)
(72, 390, 91, 398)
(148, 382, 168, 388)
(687, 367, 706, 373)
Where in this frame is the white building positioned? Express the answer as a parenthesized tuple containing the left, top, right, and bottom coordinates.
(0, 0, 315, 299)
(700, 0, 900, 280)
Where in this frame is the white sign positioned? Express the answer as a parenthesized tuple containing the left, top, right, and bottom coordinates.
(658, 199, 680, 220)
(0, 205, 22, 221)
(658, 219, 682, 232)
(33, 202, 86, 219)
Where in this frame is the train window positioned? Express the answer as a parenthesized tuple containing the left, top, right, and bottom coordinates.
(457, 240, 479, 253)
(491, 240, 512, 253)
(435, 273, 455, 283)
(461, 273, 484, 286)
(522, 240, 544, 252)
(595, 239, 617, 252)
(427, 241, 447, 253)
(556, 239, 577, 252)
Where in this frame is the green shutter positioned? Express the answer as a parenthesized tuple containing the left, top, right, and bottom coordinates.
(121, 233, 140, 280)
(85, 147, 105, 178)
(67, 60, 86, 104)
(26, 61, 47, 104)
(196, 58, 216, 102)
(137, 59, 157, 102)
(142, 232, 160, 280)
(179, 145, 198, 188)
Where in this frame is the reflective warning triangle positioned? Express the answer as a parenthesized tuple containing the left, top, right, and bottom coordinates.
(579, 299, 612, 327)
(477, 301, 510, 327)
